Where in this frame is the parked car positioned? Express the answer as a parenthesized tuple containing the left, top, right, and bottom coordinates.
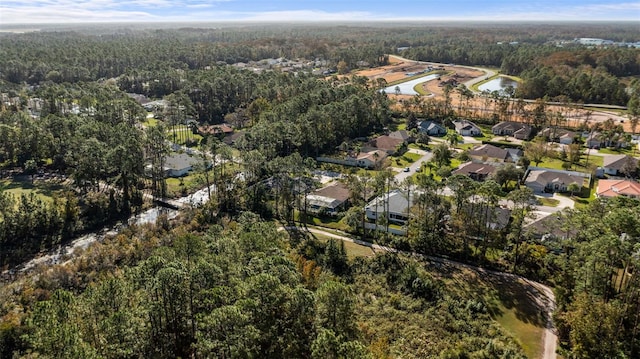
(403, 167, 410, 172)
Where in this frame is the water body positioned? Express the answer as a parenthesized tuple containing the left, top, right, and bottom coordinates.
(478, 76, 519, 95)
(8, 184, 216, 275)
(382, 74, 440, 96)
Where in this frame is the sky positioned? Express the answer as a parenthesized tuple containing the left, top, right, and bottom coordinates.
(0, 0, 638, 24)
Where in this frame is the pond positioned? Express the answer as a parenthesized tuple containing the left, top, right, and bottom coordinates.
(382, 74, 440, 96)
(478, 76, 519, 96)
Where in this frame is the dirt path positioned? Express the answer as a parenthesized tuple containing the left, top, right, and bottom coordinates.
(283, 226, 557, 359)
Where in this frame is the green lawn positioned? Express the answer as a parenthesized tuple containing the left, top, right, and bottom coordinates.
(166, 125, 203, 146)
(597, 147, 637, 156)
(143, 116, 159, 127)
(166, 173, 203, 198)
(312, 233, 376, 258)
(455, 143, 477, 151)
(0, 178, 65, 204)
(534, 158, 565, 170)
(295, 212, 351, 232)
(538, 197, 560, 207)
(390, 152, 422, 168)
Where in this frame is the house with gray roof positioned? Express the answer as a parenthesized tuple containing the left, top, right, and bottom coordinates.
(388, 130, 415, 143)
(453, 120, 482, 136)
(469, 144, 522, 163)
(365, 189, 414, 225)
(491, 122, 533, 140)
(602, 154, 638, 176)
(163, 153, 202, 177)
(524, 168, 588, 193)
(417, 120, 447, 136)
(540, 127, 576, 145)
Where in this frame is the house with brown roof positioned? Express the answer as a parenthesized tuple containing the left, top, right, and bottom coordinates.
(469, 144, 522, 163)
(596, 179, 640, 199)
(198, 123, 234, 137)
(305, 181, 351, 216)
(602, 155, 638, 177)
(452, 161, 497, 181)
(492, 122, 533, 140)
(368, 135, 405, 155)
(355, 150, 388, 169)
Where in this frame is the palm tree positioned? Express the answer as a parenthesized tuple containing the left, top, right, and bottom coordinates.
(445, 132, 461, 149)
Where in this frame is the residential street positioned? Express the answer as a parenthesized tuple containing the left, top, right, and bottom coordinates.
(393, 147, 433, 183)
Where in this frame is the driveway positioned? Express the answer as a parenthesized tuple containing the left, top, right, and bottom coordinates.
(394, 148, 433, 183)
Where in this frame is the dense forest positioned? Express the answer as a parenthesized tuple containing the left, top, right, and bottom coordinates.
(1, 23, 638, 105)
(1, 23, 640, 358)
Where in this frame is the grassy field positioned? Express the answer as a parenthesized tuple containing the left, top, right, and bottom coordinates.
(166, 173, 202, 197)
(295, 212, 351, 232)
(597, 147, 637, 156)
(0, 178, 63, 204)
(390, 151, 422, 168)
(312, 233, 375, 258)
(537, 197, 560, 207)
(143, 116, 159, 127)
(432, 264, 546, 359)
(166, 125, 203, 146)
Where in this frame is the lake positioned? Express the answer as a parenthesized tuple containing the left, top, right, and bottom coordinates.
(382, 74, 440, 96)
(478, 76, 519, 95)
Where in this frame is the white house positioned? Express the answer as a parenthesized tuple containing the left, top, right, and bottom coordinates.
(453, 120, 482, 136)
(602, 155, 638, 176)
(365, 189, 414, 225)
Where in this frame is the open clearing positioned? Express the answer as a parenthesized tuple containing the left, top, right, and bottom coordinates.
(0, 177, 65, 204)
(357, 55, 631, 133)
(429, 263, 547, 359)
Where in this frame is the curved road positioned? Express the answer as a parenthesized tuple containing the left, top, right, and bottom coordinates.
(388, 54, 497, 94)
(285, 225, 557, 359)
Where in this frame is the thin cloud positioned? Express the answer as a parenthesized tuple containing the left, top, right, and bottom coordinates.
(0, 0, 638, 24)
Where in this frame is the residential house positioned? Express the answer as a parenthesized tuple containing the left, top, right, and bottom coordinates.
(491, 122, 533, 140)
(365, 189, 414, 225)
(316, 149, 388, 169)
(453, 120, 482, 136)
(602, 154, 638, 176)
(163, 153, 201, 177)
(452, 161, 497, 181)
(355, 150, 388, 169)
(596, 179, 640, 199)
(305, 182, 351, 216)
(540, 127, 576, 145)
(388, 130, 415, 143)
(462, 204, 512, 232)
(525, 214, 573, 241)
(368, 135, 405, 155)
(469, 144, 522, 163)
(484, 207, 512, 230)
(417, 120, 447, 136)
(585, 132, 628, 149)
(198, 123, 234, 137)
(525, 169, 586, 193)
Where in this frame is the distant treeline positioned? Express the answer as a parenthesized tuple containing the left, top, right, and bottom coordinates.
(1, 23, 638, 105)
